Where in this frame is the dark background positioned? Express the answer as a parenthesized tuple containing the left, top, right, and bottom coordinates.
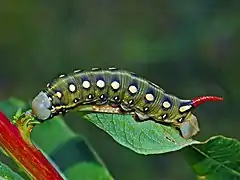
(0, 1, 239, 180)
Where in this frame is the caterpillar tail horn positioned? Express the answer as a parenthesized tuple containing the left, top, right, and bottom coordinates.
(191, 96, 224, 108)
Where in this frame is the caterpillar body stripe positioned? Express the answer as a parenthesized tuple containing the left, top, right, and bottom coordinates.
(32, 67, 223, 139)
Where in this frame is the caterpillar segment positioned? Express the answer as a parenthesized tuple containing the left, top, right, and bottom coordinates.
(31, 68, 223, 139)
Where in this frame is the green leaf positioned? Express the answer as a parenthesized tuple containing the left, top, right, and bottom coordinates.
(183, 136, 240, 180)
(65, 162, 114, 180)
(82, 112, 200, 155)
(0, 161, 24, 180)
(0, 98, 27, 119)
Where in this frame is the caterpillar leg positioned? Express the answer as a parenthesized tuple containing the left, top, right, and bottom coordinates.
(133, 112, 150, 121)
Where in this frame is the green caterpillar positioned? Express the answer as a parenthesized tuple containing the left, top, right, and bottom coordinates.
(31, 67, 223, 139)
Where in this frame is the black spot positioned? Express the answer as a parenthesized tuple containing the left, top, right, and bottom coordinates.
(128, 99, 134, 105)
(100, 94, 108, 101)
(162, 114, 168, 120)
(177, 117, 184, 123)
(113, 96, 119, 101)
(143, 107, 149, 112)
(73, 98, 79, 103)
(88, 94, 94, 99)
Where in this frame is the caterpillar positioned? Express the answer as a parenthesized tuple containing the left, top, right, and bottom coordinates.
(31, 67, 223, 139)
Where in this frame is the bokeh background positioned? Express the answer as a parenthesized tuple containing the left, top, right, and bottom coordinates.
(0, 1, 239, 180)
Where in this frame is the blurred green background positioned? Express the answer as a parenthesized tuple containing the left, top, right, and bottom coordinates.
(0, 0, 239, 180)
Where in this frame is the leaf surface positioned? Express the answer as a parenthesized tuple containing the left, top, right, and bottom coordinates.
(82, 112, 200, 155)
(183, 136, 240, 180)
(0, 161, 23, 180)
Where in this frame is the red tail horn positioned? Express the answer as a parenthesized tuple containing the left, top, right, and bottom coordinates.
(192, 96, 223, 107)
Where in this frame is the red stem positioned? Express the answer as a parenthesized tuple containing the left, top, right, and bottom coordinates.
(0, 112, 64, 180)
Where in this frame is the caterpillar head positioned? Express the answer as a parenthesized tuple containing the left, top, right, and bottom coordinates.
(32, 91, 52, 120)
(177, 96, 223, 139)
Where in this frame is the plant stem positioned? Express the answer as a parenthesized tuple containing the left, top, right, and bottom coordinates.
(0, 112, 64, 180)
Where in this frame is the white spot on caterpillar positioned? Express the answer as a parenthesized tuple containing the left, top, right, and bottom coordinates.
(73, 98, 79, 103)
(47, 83, 50, 88)
(179, 105, 192, 113)
(96, 80, 105, 88)
(82, 81, 91, 89)
(145, 93, 154, 101)
(163, 101, 171, 109)
(109, 67, 117, 70)
(100, 94, 105, 99)
(162, 114, 167, 119)
(56, 91, 62, 99)
(92, 67, 100, 71)
(128, 85, 138, 94)
(113, 96, 119, 101)
(69, 84, 76, 92)
(128, 99, 133, 104)
(59, 74, 65, 78)
(88, 94, 94, 99)
(111, 81, 120, 90)
(74, 69, 82, 73)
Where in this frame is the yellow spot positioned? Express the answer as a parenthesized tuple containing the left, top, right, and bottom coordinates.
(69, 84, 76, 92)
(145, 93, 154, 101)
(111, 81, 120, 90)
(96, 80, 105, 88)
(163, 101, 171, 108)
(128, 85, 138, 94)
(56, 92, 62, 98)
(179, 105, 192, 113)
(82, 81, 91, 89)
